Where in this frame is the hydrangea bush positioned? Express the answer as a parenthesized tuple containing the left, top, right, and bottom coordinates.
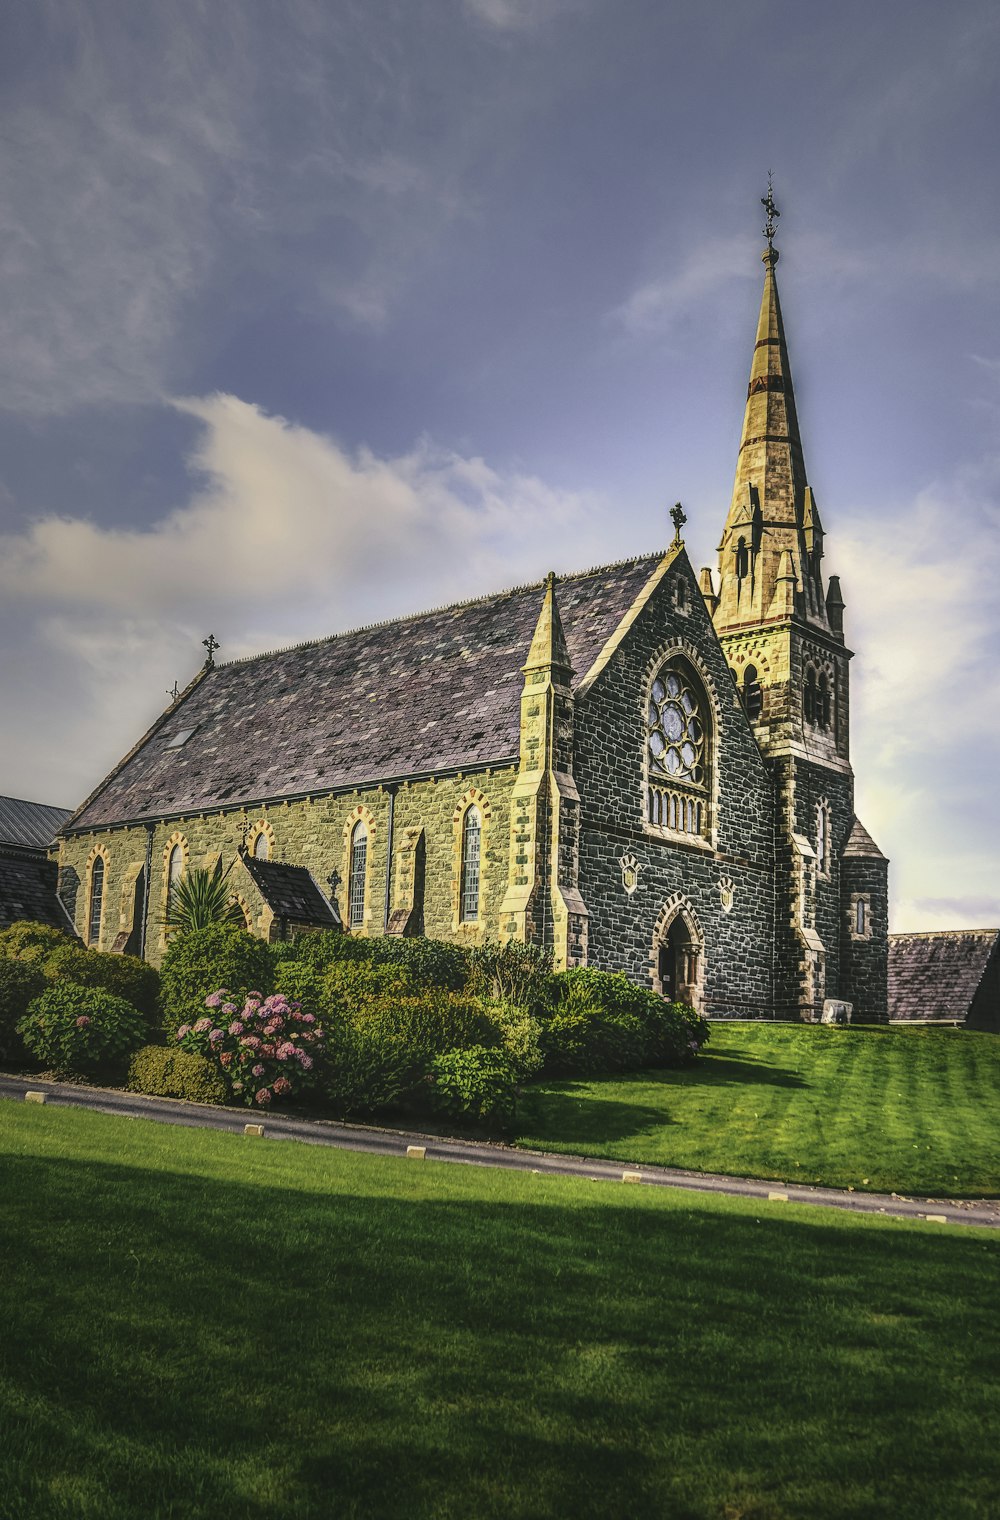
(175, 989, 326, 1108)
(17, 983, 147, 1075)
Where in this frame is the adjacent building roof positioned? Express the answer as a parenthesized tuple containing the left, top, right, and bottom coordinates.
(0, 796, 73, 852)
(241, 855, 340, 929)
(65, 553, 666, 832)
(0, 856, 76, 932)
(888, 930, 1000, 1027)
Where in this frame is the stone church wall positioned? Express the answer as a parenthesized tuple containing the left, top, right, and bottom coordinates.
(57, 766, 517, 965)
(572, 559, 778, 1018)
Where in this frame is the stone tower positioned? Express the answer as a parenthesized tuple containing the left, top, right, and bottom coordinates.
(704, 193, 888, 1020)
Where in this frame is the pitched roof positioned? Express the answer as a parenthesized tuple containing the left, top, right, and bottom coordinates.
(842, 815, 888, 860)
(888, 930, 1000, 1023)
(0, 796, 73, 852)
(0, 856, 76, 932)
(241, 856, 340, 928)
(65, 553, 666, 832)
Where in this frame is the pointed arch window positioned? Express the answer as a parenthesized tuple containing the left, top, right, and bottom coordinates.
(818, 672, 832, 729)
(734, 536, 749, 581)
(743, 664, 763, 721)
(349, 821, 368, 929)
(88, 856, 105, 946)
(646, 660, 711, 841)
(816, 801, 831, 878)
(460, 806, 482, 923)
(252, 830, 269, 860)
(166, 844, 184, 918)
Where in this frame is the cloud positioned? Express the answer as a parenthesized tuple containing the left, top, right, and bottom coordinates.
(610, 235, 758, 338)
(839, 464, 1000, 931)
(0, 393, 607, 802)
(461, 0, 583, 30)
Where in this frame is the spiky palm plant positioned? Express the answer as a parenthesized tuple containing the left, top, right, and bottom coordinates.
(162, 864, 247, 938)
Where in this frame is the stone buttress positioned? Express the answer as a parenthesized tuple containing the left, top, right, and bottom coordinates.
(499, 574, 589, 968)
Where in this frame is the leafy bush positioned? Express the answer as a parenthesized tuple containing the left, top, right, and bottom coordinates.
(468, 939, 554, 1015)
(0, 921, 75, 966)
(540, 1007, 647, 1077)
(45, 945, 160, 1021)
(322, 959, 419, 1013)
(428, 1045, 519, 1129)
(18, 983, 147, 1076)
(0, 957, 47, 1065)
(127, 1044, 227, 1105)
(489, 1002, 544, 1078)
(548, 968, 709, 1072)
(366, 936, 470, 991)
(323, 992, 501, 1116)
(177, 990, 326, 1108)
(162, 863, 246, 936)
(272, 959, 329, 1013)
(282, 930, 371, 971)
(159, 925, 274, 1035)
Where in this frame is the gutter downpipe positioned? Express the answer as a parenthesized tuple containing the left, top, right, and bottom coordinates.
(383, 785, 397, 933)
(138, 822, 154, 961)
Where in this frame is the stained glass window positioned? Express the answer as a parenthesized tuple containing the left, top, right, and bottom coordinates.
(349, 822, 367, 929)
(460, 806, 481, 922)
(252, 830, 269, 860)
(647, 662, 709, 838)
(88, 856, 105, 946)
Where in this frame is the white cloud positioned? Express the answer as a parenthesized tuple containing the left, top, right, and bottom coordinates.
(610, 235, 758, 338)
(839, 466, 1000, 931)
(461, 0, 583, 31)
(0, 394, 607, 802)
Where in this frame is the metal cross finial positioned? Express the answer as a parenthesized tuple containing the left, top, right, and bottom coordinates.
(670, 501, 687, 547)
(166, 680, 180, 701)
(236, 817, 252, 847)
(761, 174, 780, 248)
(202, 633, 220, 667)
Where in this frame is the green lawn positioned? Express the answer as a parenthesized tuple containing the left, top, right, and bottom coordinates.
(516, 1023, 1000, 1197)
(1, 1103, 998, 1519)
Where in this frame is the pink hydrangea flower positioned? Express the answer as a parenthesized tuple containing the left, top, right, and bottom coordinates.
(255, 1087, 272, 1105)
(252, 1063, 265, 1077)
(228, 1020, 243, 1036)
(276, 1042, 295, 1061)
(176, 1024, 191, 1039)
(232, 1080, 244, 1093)
(241, 1035, 260, 1049)
(220, 1051, 233, 1068)
(75, 1015, 91, 1028)
(208, 1028, 224, 1044)
(193, 1017, 212, 1034)
(221, 1003, 237, 1016)
(205, 992, 223, 1008)
(298, 1053, 313, 1071)
(273, 1076, 291, 1097)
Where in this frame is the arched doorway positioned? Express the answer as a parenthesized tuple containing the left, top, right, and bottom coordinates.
(651, 898, 703, 1009)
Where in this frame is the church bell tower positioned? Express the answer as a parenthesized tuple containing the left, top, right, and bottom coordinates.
(704, 185, 887, 1021)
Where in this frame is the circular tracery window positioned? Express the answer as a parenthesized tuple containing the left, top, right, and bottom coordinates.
(648, 669, 705, 785)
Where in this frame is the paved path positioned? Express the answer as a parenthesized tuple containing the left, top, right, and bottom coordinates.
(2, 1072, 997, 1229)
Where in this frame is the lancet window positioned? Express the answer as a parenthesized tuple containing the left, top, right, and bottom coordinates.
(349, 821, 368, 929)
(646, 660, 710, 841)
(460, 806, 482, 923)
(743, 664, 763, 720)
(88, 856, 105, 946)
(166, 844, 184, 918)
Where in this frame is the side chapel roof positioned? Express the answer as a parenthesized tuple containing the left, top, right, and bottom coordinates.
(0, 796, 73, 852)
(240, 855, 340, 930)
(65, 553, 667, 832)
(888, 929, 1000, 1025)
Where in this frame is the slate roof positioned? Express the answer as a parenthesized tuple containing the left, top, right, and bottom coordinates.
(842, 815, 887, 860)
(888, 930, 1000, 1023)
(241, 856, 340, 929)
(0, 856, 76, 932)
(0, 796, 73, 852)
(65, 554, 666, 832)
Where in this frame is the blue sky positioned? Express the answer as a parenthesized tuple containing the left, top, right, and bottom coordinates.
(1, 0, 998, 931)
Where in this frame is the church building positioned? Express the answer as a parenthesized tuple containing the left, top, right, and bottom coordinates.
(53, 204, 889, 1022)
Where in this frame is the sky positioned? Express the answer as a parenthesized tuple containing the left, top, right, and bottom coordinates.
(1, 0, 998, 933)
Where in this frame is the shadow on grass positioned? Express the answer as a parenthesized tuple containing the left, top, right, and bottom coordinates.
(0, 1133, 997, 1520)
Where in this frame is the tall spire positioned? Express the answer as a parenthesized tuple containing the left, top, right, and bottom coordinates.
(713, 187, 831, 634)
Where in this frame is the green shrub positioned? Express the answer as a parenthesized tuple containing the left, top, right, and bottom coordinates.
(272, 959, 329, 1013)
(323, 959, 419, 1013)
(283, 931, 371, 971)
(468, 939, 555, 1014)
(45, 945, 160, 1021)
(0, 958, 47, 1065)
(428, 1045, 519, 1129)
(549, 968, 709, 1071)
(642, 999, 710, 1066)
(540, 1007, 647, 1077)
(0, 921, 75, 966)
(365, 936, 470, 991)
(159, 925, 273, 1035)
(127, 1044, 227, 1105)
(18, 983, 147, 1076)
(322, 991, 500, 1116)
(490, 1002, 545, 1078)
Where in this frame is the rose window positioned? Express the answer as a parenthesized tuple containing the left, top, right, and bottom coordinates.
(646, 665, 709, 838)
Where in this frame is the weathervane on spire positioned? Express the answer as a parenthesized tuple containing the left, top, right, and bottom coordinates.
(761, 173, 780, 249)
